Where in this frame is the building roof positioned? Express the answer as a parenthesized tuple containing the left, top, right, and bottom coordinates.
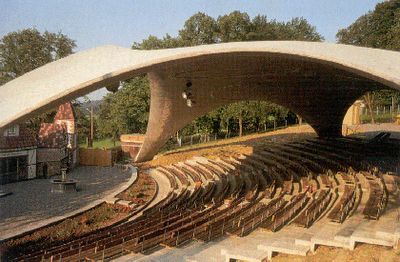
(37, 123, 67, 148)
(54, 102, 75, 121)
(0, 126, 36, 150)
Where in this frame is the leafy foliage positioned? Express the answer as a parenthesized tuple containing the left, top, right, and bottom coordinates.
(0, 28, 76, 84)
(336, 0, 400, 121)
(98, 77, 150, 140)
(179, 12, 219, 45)
(337, 0, 400, 51)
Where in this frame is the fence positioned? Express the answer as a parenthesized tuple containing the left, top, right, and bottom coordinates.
(79, 147, 122, 167)
(361, 104, 400, 123)
(174, 120, 290, 148)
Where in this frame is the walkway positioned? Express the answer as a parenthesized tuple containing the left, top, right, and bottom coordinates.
(0, 166, 131, 240)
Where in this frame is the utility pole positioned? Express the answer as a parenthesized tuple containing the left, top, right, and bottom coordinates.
(87, 105, 94, 148)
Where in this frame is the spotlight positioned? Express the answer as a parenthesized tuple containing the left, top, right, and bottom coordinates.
(187, 99, 194, 107)
(182, 91, 193, 99)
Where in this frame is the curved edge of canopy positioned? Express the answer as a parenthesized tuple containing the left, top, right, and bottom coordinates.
(0, 41, 400, 130)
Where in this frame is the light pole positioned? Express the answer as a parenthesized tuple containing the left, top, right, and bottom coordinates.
(86, 106, 94, 148)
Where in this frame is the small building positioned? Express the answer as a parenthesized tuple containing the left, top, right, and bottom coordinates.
(37, 102, 78, 177)
(0, 102, 78, 184)
(36, 123, 68, 178)
(0, 125, 37, 184)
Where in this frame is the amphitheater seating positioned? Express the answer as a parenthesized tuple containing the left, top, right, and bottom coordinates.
(7, 136, 398, 262)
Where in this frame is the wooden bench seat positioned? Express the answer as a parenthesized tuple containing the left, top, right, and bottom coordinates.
(363, 174, 388, 220)
(256, 150, 308, 179)
(272, 144, 345, 172)
(293, 189, 332, 228)
(263, 191, 309, 232)
(263, 147, 325, 174)
(327, 184, 357, 223)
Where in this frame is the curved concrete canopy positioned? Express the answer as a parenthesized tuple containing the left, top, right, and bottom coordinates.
(0, 41, 399, 162)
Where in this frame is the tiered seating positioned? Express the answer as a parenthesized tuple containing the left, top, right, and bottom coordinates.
(273, 144, 345, 172)
(195, 161, 230, 203)
(173, 164, 202, 186)
(7, 135, 399, 262)
(159, 166, 190, 187)
(253, 151, 301, 181)
(263, 147, 325, 174)
(250, 153, 294, 181)
(263, 190, 310, 232)
(232, 193, 287, 236)
(156, 168, 178, 190)
(293, 141, 365, 170)
(258, 150, 310, 177)
(338, 171, 356, 185)
(318, 174, 333, 188)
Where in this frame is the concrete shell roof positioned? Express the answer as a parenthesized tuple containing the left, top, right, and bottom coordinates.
(0, 41, 400, 130)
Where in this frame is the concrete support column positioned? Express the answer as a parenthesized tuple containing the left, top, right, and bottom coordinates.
(136, 69, 224, 162)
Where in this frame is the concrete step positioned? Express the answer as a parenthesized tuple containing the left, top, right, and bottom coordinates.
(311, 224, 354, 251)
(258, 239, 310, 260)
(351, 229, 395, 247)
(334, 225, 358, 242)
(221, 248, 267, 262)
(295, 232, 313, 246)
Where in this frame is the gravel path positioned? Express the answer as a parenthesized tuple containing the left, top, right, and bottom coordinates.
(0, 166, 130, 239)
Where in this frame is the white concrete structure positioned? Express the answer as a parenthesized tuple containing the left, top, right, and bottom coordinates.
(0, 41, 399, 162)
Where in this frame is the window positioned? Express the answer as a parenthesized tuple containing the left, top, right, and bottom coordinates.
(0, 156, 28, 184)
(5, 125, 19, 136)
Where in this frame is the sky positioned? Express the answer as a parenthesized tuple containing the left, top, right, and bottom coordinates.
(0, 0, 383, 99)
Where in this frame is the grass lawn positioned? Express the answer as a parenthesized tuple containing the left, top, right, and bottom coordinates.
(360, 113, 397, 123)
(79, 138, 120, 149)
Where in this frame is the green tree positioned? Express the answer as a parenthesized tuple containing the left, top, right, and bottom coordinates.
(179, 12, 219, 45)
(280, 17, 323, 41)
(98, 77, 150, 139)
(337, 0, 400, 50)
(132, 34, 183, 50)
(217, 11, 252, 42)
(0, 28, 76, 85)
(337, 0, 400, 122)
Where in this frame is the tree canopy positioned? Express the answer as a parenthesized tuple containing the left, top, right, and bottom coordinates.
(337, 0, 400, 51)
(337, 0, 400, 123)
(98, 77, 150, 140)
(0, 28, 76, 85)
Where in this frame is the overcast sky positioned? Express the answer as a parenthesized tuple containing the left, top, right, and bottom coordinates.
(0, 0, 383, 99)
